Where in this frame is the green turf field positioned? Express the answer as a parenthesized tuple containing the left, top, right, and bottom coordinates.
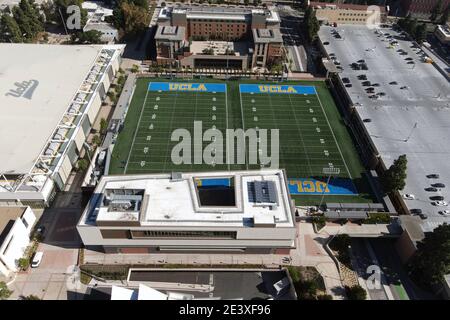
(109, 78, 374, 204)
(240, 88, 351, 178)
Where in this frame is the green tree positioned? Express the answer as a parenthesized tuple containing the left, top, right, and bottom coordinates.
(20, 294, 41, 300)
(92, 135, 101, 146)
(71, 30, 104, 44)
(77, 158, 89, 171)
(0, 281, 12, 300)
(0, 14, 23, 43)
(18, 258, 30, 270)
(381, 154, 407, 194)
(100, 118, 108, 134)
(52, 0, 87, 30)
(414, 23, 427, 44)
(303, 6, 320, 44)
(430, 0, 443, 22)
(345, 285, 367, 300)
(407, 223, 450, 290)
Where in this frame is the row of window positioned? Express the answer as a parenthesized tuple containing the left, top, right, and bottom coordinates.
(100, 229, 237, 240)
(338, 12, 367, 16)
(337, 18, 367, 22)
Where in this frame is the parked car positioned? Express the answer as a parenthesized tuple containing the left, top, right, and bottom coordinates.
(342, 77, 350, 83)
(363, 118, 372, 123)
(36, 226, 46, 238)
(31, 252, 44, 268)
(433, 201, 448, 206)
(323, 41, 330, 45)
(403, 194, 415, 200)
(400, 86, 409, 90)
(430, 196, 445, 201)
(432, 183, 446, 188)
(439, 210, 450, 216)
(418, 213, 428, 220)
(425, 187, 438, 192)
(372, 83, 380, 87)
(362, 81, 371, 86)
(389, 81, 398, 85)
(427, 174, 440, 179)
(345, 84, 353, 88)
(358, 75, 368, 80)
(410, 209, 422, 214)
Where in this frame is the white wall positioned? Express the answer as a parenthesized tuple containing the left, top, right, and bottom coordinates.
(0, 207, 36, 276)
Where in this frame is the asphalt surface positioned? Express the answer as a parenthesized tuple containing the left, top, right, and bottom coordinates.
(128, 270, 296, 300)
(319, 25, 450, 223)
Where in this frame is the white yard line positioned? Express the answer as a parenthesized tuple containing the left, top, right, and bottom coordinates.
(225, 84, 230, 171)
(124, 83, 151, 174)
(238, 85, 249, 170)
(315, 88, 353, 179)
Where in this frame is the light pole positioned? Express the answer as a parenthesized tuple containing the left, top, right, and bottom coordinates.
(319, 166, 340, 210)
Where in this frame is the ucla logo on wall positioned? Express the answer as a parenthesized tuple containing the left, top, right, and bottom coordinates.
(169, 83, 208, 92)
(258, 85, 298, 94)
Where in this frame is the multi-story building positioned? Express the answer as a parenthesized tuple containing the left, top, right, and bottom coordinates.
(154, 4, 283, 70)
(0, 44, 124, 208)
(77, 169, 297, 254)
(0, 206, 36, 277)
(400, 0, 450, 19)
(310, 2, 387, 26)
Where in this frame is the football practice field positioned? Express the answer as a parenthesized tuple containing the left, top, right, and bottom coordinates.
(109, 78, 372, 204)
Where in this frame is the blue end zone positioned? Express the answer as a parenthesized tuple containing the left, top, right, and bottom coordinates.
(195, 178, 231, 187)
(239, 84, 316, 95)
(288, 178, 358, 195)
(148, 82, 226, 93)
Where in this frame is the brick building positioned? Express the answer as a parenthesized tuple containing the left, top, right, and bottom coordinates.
(154, 5, 283, 70)
(400, 0, 450, 19)
(310, 2, 387, 26)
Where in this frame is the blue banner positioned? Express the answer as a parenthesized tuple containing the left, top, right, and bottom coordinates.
(148, 82, 226, 93)
(239, 84, 316, 95)
(288, 178, 357, 195)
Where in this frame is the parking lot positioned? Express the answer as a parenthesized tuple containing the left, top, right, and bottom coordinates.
(319, 25, 450, 223)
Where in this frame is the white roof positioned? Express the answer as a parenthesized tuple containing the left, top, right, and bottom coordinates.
(111, 286, 137, 300)
(82, 169, 295, 228)
(138, 284, 168, 300)
(0, 44, 104, 174)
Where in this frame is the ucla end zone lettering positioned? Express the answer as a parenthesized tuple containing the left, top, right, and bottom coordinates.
(148, 82, 226, 93)
(239, 84, 316, 95)
(288, 178, 358, 195)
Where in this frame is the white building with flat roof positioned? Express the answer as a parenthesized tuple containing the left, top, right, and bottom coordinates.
(77, 169, 297, 254)
(0, 44, 124, 208)
(0, 206, 36, 277)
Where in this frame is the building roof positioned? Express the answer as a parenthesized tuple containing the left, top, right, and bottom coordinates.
(0, 207, 27, 242)
(79, 169, 295, 228)
(154, 26, 186, 41)
(310, 1, 386, 12)
(0, 44, 106, 175)
(252, 28, 283, 43)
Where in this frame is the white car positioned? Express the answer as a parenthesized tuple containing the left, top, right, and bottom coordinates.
(438, 210, 450, 216)
(31, 251, 44, 268)
(434, 201, 448, 207)
(403, 194, 415, 200)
